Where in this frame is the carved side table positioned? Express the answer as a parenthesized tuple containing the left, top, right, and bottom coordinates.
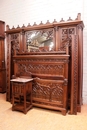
(10, 78, 33, 114)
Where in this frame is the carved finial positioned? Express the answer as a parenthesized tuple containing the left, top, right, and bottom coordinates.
(33, 22, 37, 26)
(39, 21, 43, 25)
(53, 19, 57, 23)
(60, 18, 65, 22)
(22, 24, 25, 27)
(67, 17, 72, 21)
(17, 25, 20, 28)
(27, 23, 31, 27)
(76, 13, 81, 20)
(6, 25, 10, 31)
(46, 20, 50, 24)
(12, 26, 15, 29)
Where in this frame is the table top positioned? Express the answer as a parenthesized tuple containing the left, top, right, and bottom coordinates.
(10, 77, 33, 83)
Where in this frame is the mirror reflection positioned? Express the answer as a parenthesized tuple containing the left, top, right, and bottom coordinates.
(26, 29, 54, 52)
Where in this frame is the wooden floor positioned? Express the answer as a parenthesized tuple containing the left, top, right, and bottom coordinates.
(0, 93, 87, 130)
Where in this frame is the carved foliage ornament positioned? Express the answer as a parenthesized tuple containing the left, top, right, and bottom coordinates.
(11, 33, 20, 55)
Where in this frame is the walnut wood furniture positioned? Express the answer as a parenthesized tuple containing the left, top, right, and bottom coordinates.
(5, 13, 84, 115)
(10, 77, 33, 114)
(0, 21, 6, 93)
(13, 53, 69, 115)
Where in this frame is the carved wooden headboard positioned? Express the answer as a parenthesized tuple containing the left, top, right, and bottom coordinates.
(13, 54, 69, 79)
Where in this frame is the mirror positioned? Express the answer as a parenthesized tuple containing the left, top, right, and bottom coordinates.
(26, 29, 54, 52)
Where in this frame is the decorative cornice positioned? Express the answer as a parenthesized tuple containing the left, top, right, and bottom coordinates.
(5, 13, 83, 34)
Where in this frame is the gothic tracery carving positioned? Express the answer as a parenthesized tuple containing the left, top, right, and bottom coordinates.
(33, 78, 64, 103)
(17, 63, 64, 76)
(11, 33, 20, 55)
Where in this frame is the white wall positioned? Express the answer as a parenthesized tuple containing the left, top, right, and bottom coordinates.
(0, 0, 87, 104)
(82, 0, 87, 104)
(0, 0, 83, 27)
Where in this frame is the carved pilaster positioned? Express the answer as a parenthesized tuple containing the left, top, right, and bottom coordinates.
(20, 30, 25, 52)
(6, 34, 11, 101)
(70, 35, 78, 114)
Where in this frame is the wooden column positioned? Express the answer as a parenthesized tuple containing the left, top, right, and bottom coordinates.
(70, 35, 78, 114)
(77, 23, 84, 112)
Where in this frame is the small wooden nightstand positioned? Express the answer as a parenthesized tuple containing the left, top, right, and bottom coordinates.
(10, 78, 33, 114)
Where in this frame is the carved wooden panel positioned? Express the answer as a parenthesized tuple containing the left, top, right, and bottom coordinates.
(13, 56, 69, 80)
(11, 33, 20, 56)
(61, 28, 76, 41)
(33, 78, 64, 103)
(32, 78, 68, 115)
(17, 63, 64, 77)
(59, 27, 76, 51)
